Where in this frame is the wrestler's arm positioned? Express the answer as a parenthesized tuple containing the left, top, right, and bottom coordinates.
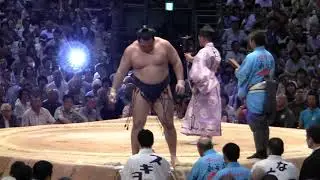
(166, 41, 184, 81)
(111, 47, 132, 91)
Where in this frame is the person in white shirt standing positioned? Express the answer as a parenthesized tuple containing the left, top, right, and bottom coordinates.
(121, 129, 171, 180)
(251, 138, 299, 180)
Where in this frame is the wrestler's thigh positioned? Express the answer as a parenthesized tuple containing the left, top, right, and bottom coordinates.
(132, 90, 150, 127)
(153, 88, 174, 127)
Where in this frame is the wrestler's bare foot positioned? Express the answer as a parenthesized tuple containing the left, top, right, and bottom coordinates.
(170, 156, 180, 168)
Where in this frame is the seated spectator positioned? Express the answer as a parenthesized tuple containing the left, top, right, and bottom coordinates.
(242, 5, 259, 32)
(291, 9, 308, 29)
(299, 91, 320, 129)
(0, 103, 20, 128)
(235, 101, 247, 124)
(36, 76, 49, 101)
(3, 161, 25, 180)
(307, 10, 320, 31)
(288, 88, 306, 125)
(46, 70, 68, 103)
(3, 161, 32, 180)
(309, 77, 319, 95)
(33, 160, 53, 180)
(82, 70, 94, 93)
(21, 94, 56, 126)
(276, 74, 289, 96)
(251, 138, 299, 179)
(188, 137, 225, 180)
(222, 18, 247, 51)
(285, 48, 306, 76)
(54, 94, 87, 124)
(42, 89, 61, 117)
(79, 95, 101, 121)
(85, 79, 101, 97)
(68, 73, 85, 105)
(14, 88, 30, 121)
(271, 94, 296, 128)
(306, 25, 320, 53)
(40, 20, 54, 39)
(296, 69, 309, 89)
(121, 129, 171, 180)
(120, 82, 135, 118)
(300, 125, 320, 179)
(225, 41, 245, 64)
(285, 81, 298, 103)
(20, 65, 37, 87)
(96, 77, 111, 115)
(20, 165, 32, 180)
(213, 143, 250, 180)
(93, 63, 107, 81)
(221, 93, 236, 123)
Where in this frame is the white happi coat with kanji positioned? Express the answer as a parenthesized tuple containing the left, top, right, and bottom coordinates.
(251, 155, 299, 179)
(120, 148, 171, 180)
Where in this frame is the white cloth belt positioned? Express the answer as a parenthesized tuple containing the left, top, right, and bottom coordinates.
(249, 81, 266, 91)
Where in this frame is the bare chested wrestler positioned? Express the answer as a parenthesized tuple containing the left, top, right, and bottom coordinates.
(108, 26, 185, 166)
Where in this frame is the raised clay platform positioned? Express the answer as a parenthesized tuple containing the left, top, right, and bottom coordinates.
(0, 117, 311, 179)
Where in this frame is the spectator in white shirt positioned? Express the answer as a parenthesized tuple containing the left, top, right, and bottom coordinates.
(46, 70, 68, 103)
(0, 103, 20, 128)
(21, 94, 56, 126)
(251, 138, 299, 180)
(14, 88, 30, 121)
(121, 129, 171, 180)
(40, 20, 55, 40)
(222, 18, 247, 51)
(93, 63, 107, 81)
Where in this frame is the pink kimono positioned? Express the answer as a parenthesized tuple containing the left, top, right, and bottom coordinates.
(181, 43, 222, 137)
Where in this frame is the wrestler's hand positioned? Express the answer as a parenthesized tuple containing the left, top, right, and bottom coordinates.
(108, 88, 117, 104)
(175, 80, 185, 95)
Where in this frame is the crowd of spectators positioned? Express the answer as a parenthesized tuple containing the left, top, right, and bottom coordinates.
(1, 0, 319, 129)
(213, 0, 320, 129)
(1, 159, 72, 180)
(0, 0, 130, 127)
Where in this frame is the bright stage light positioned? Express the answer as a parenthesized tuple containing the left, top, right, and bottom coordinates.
(58, 41, 90, 73)
(68, 48, 87, 69)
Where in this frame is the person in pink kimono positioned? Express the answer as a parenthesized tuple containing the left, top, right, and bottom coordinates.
(181, 25, 222, 140)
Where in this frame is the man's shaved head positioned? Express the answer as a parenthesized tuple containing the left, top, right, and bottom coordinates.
(197, 137, 213, 155)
